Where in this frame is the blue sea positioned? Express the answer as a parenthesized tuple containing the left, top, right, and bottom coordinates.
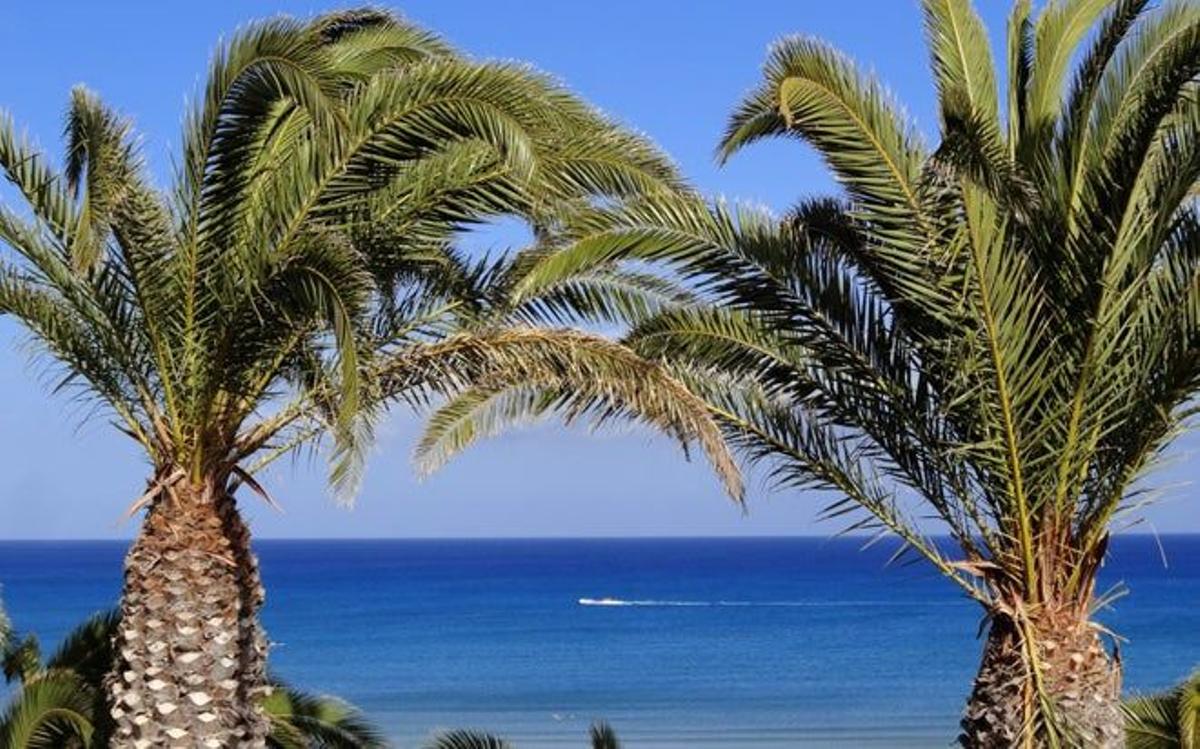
(1, 536, 1197, 747)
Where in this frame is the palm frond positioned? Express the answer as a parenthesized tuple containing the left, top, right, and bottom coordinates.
(425, 730, 512, 749)
(1024, 0, 1112, 136)
(0, 113, 77, 243)
(414, 385, 554, 475)
(923, 0, 999, 127)
(264, 685, 389, 749)
(0, 671, 96, 749)
(589, 721, 621, 749)
(3, 635, 42, 686)
(391, 327, 742, 501)
(721, 36, 930, 261)
(1124, 671, 1200, 749)
(44, 611, 118, 689)
(62, 86, 143, 271)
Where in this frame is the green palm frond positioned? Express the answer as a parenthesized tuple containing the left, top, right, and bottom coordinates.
(3, 635, 42, 686)
(414, 385, 553, 475)
(504, 260, 699, 328)
(388, 327, 742, 501)
(0, 114, 77, 243)
(264, 686, 389, 749)
(923, 0, 999, 127)
(1024, 0, 1112, 137)
(312, 8, 453, 70)
(1125, 671, 1200, 749)
(0, 671, 96, 749)
(425, 730, 512, 749)
(589, 722, 621, 749)
(1056, 0, 1153, 210)
(62, 86, 146, 272)
(720, 36, 929, 261)
(43, 612, 118, 689)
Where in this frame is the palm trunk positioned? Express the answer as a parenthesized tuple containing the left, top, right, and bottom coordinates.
(107, 480, 269, 748)
(959, 611, 1123, 748)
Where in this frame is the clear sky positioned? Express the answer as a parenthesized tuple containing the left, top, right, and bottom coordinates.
(0, 1, 1196, 539)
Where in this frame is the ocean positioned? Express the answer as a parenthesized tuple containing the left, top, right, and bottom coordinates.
(1, 536, 1197, 747)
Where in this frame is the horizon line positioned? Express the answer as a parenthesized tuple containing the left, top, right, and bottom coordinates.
(1, 532, 1197, 543)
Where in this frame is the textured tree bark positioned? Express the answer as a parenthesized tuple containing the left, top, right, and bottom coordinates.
(959, 613, 1123, 748)
(107, 482, 269, 748)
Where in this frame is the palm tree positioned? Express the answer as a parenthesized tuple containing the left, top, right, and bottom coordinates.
(1125, 671, 1200, 749)
(501, 0, 1200, 745)
(0, 9, 739, 745)
(0, 610, 388, 748)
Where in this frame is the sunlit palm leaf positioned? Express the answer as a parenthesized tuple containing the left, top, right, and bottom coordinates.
(1124, 671, 1200, 749)
(389, 327, 742, 501)
(0, 671, 96, 749)
(264, 686, 389, 749)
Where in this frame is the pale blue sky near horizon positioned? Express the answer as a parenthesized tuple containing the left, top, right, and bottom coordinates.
(0, 1, 1196, 539)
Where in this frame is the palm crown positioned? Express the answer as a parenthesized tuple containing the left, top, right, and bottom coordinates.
(0, 9, 738, 503)
(508, 0, 1200, 745)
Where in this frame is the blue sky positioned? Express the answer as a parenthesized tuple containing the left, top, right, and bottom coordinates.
(0, 1, 1196, 539)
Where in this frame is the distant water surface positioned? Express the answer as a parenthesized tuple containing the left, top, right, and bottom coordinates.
(1, 536, 1197, 747)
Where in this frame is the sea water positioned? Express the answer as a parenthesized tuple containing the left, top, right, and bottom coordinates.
(1, 536, 1197, 747)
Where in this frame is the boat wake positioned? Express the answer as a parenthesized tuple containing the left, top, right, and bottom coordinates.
(579, 597, 711, 607)
(577, 597, 942, 608)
